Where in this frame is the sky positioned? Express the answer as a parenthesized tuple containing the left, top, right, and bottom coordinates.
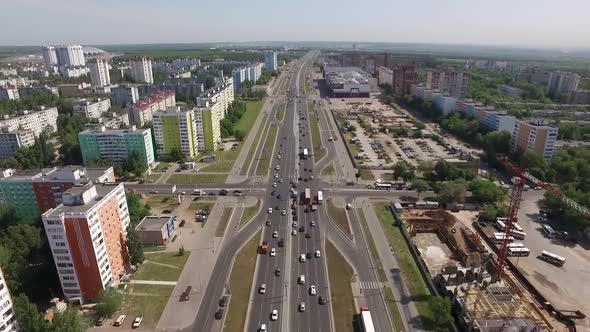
(1, 0, 589, 48)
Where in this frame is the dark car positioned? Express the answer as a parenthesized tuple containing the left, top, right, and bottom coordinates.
(299, 226, 305, 232)
(219, 297, 227, 307)
(215, 308, 224, 320)
(266, 219, 272, 226)
(162, 209, 173, 214)
(278, 239, 285, 247)
(219, 189, 228, 196)
(306, 252, 313, 259)
(95, 316, 106, 326)
(319, 296, 327, 305)
(275, 269, 281, 276)
(305, 233, 311, 239)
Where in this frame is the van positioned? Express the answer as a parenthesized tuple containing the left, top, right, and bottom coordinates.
(114, 315, 126, 326)
(298, 275, 306, 284)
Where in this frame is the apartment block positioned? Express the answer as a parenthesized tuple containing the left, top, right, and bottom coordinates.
(193, 103, 221, 152)
(546, 72, 580, 97)
(481, 111, 516, 132)
(129, 57, 153, 84)
(567, 90, 590, 105)
(73, 98, 111, 119)
(264, 51, 278, 72)
(0, 128, 35, 160)
(0, 166, 114, 223)
(42, 183, 130, 303)
(498, 84, 524, 98)
(0, 107, 58, 136)
(88, 58, 111, 87)
(432, 94, 457, 116)
(426, 71, 468, 98)
(111, 85, 139, 108)
(197, 77, 234, 120)
(233, 63, 263, 92)
(171, 58, 201, 69)
(97, 112, 129, 129)
(54, 45, 86, 67)
(0, 266, 18, 332)
(0, 87, 19, 100)
(511, 119, 558, 160)
(59, 66, 90, 79)
(377, 66, 394, 86)
(79, 126, 154, 166)
(42, 46, 59, 68)
(153, 107, 199, 159)
(129, 90, 175, 127)
(393, 64, 418, 97)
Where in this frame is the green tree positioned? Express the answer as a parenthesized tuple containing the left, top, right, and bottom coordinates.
(469, 178, 506, 204)
(13, 294, 50, 332)
(0, 224, 44, 293)
(482, 130, 511, 161)
(393, 161, 415, 181)
(0, 204, 20, 230)
(126, 226, 144, 265)
(233, 129, 245, 141)
(123, 151, 148, 177)
(50, 306, 90, 332)
(355, 171, 361, 183)
(480, 203, 507, 221)
(126, 193, 151, 227)
(428, 296, 453, 330)
(411, 179, 429, 200)
(94, 288, 125, 317)
(168, 147, 185, 162)
(436, 180, 468, 203)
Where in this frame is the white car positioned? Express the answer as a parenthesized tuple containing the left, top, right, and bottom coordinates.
(270, 248, 276, 257)
(272, 182, 278, 188)
(310, 285, 316, 296)
(132, 315, 144, 328)
(311, 220, 316, 227)
(292, 221, 298, 228)
(270, 309, 278, 321)
(328, 136, 333, 141)
(275, 165, 280, 170)
(272, 231, 278, 238)
(268, 208, 273, 214)
(279, 178, 283, 183)
(298, 275, 305, 284)
(315, 250, 321, 258)
(259, 283, 267, 294)
(291, 229, 297, 236)
(299, 302, 306, 312)
(281, 210, 286, 216)
(260, 323, 267, 332)
(277, 155, 282, 159)
(274, 173, 279, 178)
(299, 254, 306, 262)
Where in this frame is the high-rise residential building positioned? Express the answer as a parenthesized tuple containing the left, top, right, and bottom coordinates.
(377, 67, 394, 86)
(111, 85, 139, 108)
(42, 183, 130, 303)
(264, 51, 278, 72)
(511, 119, 559, 160)
(0, 266, 18, 332)
(96, 112, 130, 129)
(393, 64, 418, 97)
(233, 64, 263, 91)
(171, 58, 201, 69)
(79, 126, 155, 166)
(129, 90, 175, 127)
(426, 71, 469, 98)
(88, 59, 111, 87)
(546, 72, 580, 97)
(73, 98, 111, 119)
(51, 45, 85, 67)
(0, 128, 35, 160)
(197, 77, 234, 120)
(0, 107, 59, 136)
(129, 57, 154, 84)
(498, 84, 525, 98)
(0, 87, 20, 100)
(0, 166, 115, 223)
(194, 103, 221, 152)
(152, 107, 199, 159)
(42, 46, 59, 68)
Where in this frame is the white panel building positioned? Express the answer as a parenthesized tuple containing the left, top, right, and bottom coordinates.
(129, 57, 154, 84)
(0, 107, 59, 136)
(0, 266, 19, 331)
(88, 59, 111, 87)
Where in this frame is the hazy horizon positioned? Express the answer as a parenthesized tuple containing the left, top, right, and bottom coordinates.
(1, 0, 590, 49)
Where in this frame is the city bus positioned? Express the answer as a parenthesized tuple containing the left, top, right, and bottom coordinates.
(542, 224, 556, 238)
(539, 250, 566, 266)
(511, 230, 526, 240)
(493, 233, 514, 244)
(302, 148, 309, 159)
(374, 182, 392, 190)
(495, 219, 506, 231)
(508, 247, 530, 257)
(508, 242, 525, 248)
(512, 223, 524, 232)
(359, 307, 376, 332)
(317, 190, 323, 205)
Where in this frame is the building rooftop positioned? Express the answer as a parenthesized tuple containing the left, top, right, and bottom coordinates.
(44, 183, 121, 215)
(0, 166, 113, 182)
(80, 125, 144, 136)
(324, 66, 370, 86)
(135, 216, 173, 232)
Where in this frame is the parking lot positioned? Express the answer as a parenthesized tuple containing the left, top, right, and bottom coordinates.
(504, 191, 590, 329)
(387, 137, 454, 167)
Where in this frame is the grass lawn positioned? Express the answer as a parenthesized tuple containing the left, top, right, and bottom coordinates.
(239, 199, 260, 228)
(356, 208, 387, 283)
(154, 162, 171, 172)
(123, 284, 175, 326)
(133, 252, 190, 281)
(326, 240, 355, 332)
(145, 195, 178, 209)
(167, 174, 228, 184)
(321, 163, 335, 176)
(223, 230, 261, 332)
(326, 199, 352, 238)
(374, 202, 435, 330)
(216, 208, 234, 237)
(255, 124, 278, 176)
(384, 286, 406, 332)
(343, 132, 361, 156)
(309, 104, 326, 161)
(234, 100, 263, 134)
(359, 169, 375, 181)
(143, 245, 166, 253)
(276, 103, 285, 121)
(199, 160, 235, 173)
(239, 114, 268, 176)
(143, 173, 163, 183)
(189, 198, 217, 215)
(381, 173, 396, 182)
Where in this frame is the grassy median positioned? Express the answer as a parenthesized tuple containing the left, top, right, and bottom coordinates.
(309, 104, 326, 161)
(240, 114, 269, 176)
(374, 202, 434, 329)
(321, 163, 335, 176)
(167, 174, 228, 184)
(255, 124, 278, 176)
(216, 207, 234, 237)
(223, 230, 261, 332)
(239, 199, 260, 228)
(326, 240, 355, 332)
(326, 198, 352, 238)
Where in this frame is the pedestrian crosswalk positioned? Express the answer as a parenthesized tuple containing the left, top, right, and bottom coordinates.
(358, 281, 381, 289)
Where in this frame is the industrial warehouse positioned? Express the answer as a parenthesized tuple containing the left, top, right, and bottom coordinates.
(322, 66, 372, 97)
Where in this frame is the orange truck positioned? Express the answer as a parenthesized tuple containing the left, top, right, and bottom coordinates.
(260, 241, 269, 254)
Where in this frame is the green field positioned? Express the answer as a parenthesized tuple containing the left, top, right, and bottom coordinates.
(255, 124, 278, 176)
(374, 203, 435, 330)
(359, 169, 375, 181)
(223, 231, 261, 332)
(326, 240, 355, 332)
(239, 199, 260, 228)
(240, 114, 269, 176)
(189, 198, 217, 215)
(143, 173, 163, 183)
(234, 100, 264, 134)
(216, 208, 234, 237)
(133, 251, 190, 281)
(153, 162, 171, 172)
(309, 104, 326, 161)
(199, 160, 235, 173)
(123, 284, 175, 326)
(321, 163, 336, 176)
(276, 103, 285, 121)
(326, 199, 352, 238)
(167, 174, 228, 184)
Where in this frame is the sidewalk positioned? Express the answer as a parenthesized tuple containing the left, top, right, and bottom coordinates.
(361, 199, 424, 332)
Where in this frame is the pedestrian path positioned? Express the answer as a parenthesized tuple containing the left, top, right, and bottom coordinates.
(129, 280, 177, 286)
(357, 281, 381, 289)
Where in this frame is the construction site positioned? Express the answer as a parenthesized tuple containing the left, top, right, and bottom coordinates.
(402, 208, 562, 331)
